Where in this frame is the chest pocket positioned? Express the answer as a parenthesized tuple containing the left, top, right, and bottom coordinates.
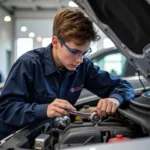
(31, 92, 56, 104)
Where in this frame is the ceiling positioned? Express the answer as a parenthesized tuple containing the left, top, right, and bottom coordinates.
(0, 0, 74, 15)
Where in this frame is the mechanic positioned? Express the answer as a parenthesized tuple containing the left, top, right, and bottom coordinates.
(0, 8, 135, 140)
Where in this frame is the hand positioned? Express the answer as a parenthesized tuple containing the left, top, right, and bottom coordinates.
(47, 98, 76, 118)
(91, 98, 120, 118)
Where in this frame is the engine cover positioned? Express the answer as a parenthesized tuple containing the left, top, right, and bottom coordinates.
(118, 92, 150, 132)
(55, 122, 133, 149)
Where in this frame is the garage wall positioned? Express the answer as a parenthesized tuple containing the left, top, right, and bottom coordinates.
(16, 19, 53, 39)
(15, 18, 107, 56)
(0, 8, 13, 80)
(0, 7, 114, 82)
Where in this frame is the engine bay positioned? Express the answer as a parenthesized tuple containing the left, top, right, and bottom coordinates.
(0, 92, 150, 150)
(15, 112, 149, 150)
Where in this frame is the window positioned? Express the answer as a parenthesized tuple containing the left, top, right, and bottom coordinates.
(42, 38, 52, 47)
(17, 38, 33, 58)
(92, 50, 137, 77)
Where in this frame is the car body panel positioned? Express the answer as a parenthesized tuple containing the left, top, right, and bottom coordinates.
(62, 137, 150, 150)
(73, 0, 150, 83)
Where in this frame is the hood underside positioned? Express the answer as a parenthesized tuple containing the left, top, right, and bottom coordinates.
(73, 0, 150, 83)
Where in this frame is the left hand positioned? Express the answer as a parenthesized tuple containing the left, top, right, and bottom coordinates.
(91, 98, 120, 118)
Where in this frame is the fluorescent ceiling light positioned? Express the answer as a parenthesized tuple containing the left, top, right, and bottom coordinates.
(21, 26, 27, 32)
(68, 1, 78, 7)
(37, 36, 42, 42)
(4, 16, 11, 22)
(29, 32, 35, 38)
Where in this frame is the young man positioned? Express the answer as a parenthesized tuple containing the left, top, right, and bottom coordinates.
(0, 8, 134, 140)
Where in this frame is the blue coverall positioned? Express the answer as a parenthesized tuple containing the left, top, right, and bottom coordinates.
(0, 44, 135, 140)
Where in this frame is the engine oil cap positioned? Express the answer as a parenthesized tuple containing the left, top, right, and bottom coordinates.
(108, 135, 131, 143)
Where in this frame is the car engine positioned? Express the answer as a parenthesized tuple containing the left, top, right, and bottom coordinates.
(0, 92, 150, 150)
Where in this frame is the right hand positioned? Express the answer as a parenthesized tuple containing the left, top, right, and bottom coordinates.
(47, 98, 76, 118)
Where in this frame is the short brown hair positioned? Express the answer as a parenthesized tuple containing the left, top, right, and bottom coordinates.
(53, 8, 100, 45)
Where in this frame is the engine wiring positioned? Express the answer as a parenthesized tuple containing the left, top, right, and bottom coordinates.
(83, 136, 94, 145)
(137, 69, 146, 92)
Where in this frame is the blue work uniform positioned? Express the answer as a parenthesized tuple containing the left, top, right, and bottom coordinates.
(0, 44, 135, 140)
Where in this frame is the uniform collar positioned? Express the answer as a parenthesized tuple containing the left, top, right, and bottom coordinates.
(44, 44, 57, 75)
(44, 44, 77, 76)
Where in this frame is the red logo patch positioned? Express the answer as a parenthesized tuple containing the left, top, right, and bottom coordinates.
(70, 84, 84, 92)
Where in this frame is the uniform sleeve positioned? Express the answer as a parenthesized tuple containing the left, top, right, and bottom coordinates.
(84, 59, 135, 104)
(0, 60, 49, 127)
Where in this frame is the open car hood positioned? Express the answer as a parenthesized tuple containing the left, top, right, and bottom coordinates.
(73, 0, 150, 83)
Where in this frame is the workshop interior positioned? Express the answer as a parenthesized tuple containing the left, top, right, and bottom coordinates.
(0, 0, 150, 150)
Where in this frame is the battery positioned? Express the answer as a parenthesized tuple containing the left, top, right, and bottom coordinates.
(34, 134, 50, 150)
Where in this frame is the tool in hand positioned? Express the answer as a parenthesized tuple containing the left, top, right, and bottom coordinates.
(68, 111, 101, 125)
